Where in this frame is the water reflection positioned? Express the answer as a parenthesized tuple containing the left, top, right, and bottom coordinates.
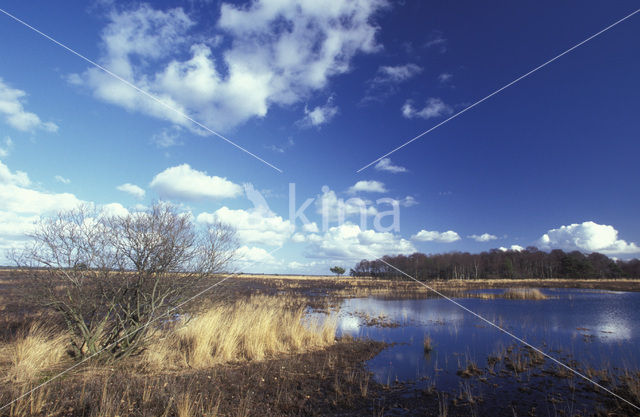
(335, 288, 640, 388)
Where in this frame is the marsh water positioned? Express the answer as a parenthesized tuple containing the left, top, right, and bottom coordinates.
(334, 288, 640, 412)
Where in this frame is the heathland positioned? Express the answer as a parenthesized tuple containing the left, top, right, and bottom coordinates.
(1, 270, 639, 416)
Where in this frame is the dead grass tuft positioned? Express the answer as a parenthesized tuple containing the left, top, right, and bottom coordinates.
(141, 295, 336, 370)
(472, 288, 548, 300)
(1, 323, 68, 384)
(502, 288, 547, 300)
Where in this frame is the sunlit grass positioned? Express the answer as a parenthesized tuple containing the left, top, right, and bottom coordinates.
(472, 288, 548, 300)
(141, 295, 336, 369)
(1, 323, 68, 384)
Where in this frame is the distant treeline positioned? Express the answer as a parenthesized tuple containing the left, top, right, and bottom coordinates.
(350, 248, 640, 280)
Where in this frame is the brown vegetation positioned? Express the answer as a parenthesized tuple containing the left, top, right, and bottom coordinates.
(471, 288, 548, 300)
(0, 294, 355, 416)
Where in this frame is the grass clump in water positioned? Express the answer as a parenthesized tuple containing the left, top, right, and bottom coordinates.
(423, 334, 433, 353)
(501, 288, 547, 300)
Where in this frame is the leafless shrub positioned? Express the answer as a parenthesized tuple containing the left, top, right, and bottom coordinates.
(12, 203, 238, 360)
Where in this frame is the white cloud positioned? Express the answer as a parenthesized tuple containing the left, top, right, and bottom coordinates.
(101, 202, 130, 218)
(0, 78, 58, 132)
(54, 175, 71, 184)
(235, 245, 279, 265)
(0, 160, 86, 263)
(412, 229, 460, 243)
(302, 222, 320, 233)
(150, 164, 242, 200)
(362, 63, 421, 103)
(374, 157, 407, 173)
(117, 183, 146, 199)
(305, 222, 415, 260)
(291, 232, 307, 243)
(425, 31, 447, 53)
(0, 184, 82, 215)
(0, 137, 13, 158)
(152, 126, 182, 148)
(538, 221, 640, 255)
(347, 180, 387, 194)
(438, 73, 452, 83)
(469, 233, 497, 242)
(197, 206, 294, 247)
(317, 186, 377, 222)
(402, 98, 453, 119)
(0, 211, 39, 238)
(72, 1, 386, 132)
(499, 245, 524, 252)
(266, 137, 294, 153)
(299, 96, 338, 127)
(0, 159, 30, 187)
(374, 63, 422, 84)
(399, 196, 418, 207)
(287, 260, 325, 271)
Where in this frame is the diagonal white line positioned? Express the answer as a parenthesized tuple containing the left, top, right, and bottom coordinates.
(356, 8, 640, 173)
(375, 257, 640, 411)
(0, 246, 283, 412)
(0, 8, 283, 173)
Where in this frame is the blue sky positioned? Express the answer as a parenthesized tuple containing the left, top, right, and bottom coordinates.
(0, 0, 638, 273)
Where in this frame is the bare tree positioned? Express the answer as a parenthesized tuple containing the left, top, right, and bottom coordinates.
(14, 203, 238, 360)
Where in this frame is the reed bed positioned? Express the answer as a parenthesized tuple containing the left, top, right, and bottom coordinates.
(501, 288, 548, 300)
(471, 288, 548, 300)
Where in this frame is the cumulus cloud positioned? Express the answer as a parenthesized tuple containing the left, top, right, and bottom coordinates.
(402, 98, 453, 119)
(499, 245, 524, 252)
(299, 96, 338, 127)
(0, 137, 13, 158)
(0, 159, 30, 187)
(469, 233, 497, 242)
(117, 183, 146, 199)
(317, 186, 377, 222)
(150, 164, 242, 200)
(0, 211, 39, 238)
(235, 245, 279, 265)
(197, 206, 294, 247)
(302, 222, 320, 233)
(538, 221, 640, 255)
(0, 78, 58, 132)
(347, 180, 387, 194)
(0, 160, 86, 262)
(0, 184, 82, 215)
(101, 202, 130, 218)
(71, 1, 387, 132)
(374, 157, 407, 173)
(412, 229, 460, 243)
(0, 161, 82, 215)
(399, 196, 418, 207)
(305, 222, 415, 260)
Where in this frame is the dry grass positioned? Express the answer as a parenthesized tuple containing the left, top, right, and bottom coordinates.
(501, 288, 547, 300)
(1, 323, 69, 384)
(141, 295, 336, 370)
(471, 288, 548, 300)
(423, 335, 433, 353)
